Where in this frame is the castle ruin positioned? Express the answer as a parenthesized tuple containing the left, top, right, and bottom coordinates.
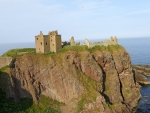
(35, 30, 118, 53)
(35, 30, 62, 53)
(84, 36, 118, 48)
(69, 36, 80, 46)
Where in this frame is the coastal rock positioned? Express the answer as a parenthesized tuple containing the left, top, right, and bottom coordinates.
(133, 65, 150, 76)
(133, 65, 150, 85)
(1, 45, 141, 113)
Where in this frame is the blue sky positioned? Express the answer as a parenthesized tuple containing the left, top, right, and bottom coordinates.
(0, 0, 150, 43)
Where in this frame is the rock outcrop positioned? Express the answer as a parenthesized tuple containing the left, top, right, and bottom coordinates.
(133, 65, 150, 85)
(1, 45, 141, 113)
(133, 65, 150, 76)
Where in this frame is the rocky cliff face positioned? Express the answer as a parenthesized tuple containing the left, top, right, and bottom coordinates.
(5, 45, 141, 113)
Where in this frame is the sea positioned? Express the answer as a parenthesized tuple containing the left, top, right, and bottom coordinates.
(0, 37, 150, 112)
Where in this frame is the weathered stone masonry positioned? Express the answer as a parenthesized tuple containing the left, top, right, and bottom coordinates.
(35, 30, 62, 53)
(35, 30, 118, 53)
(84, 36, 118, 48)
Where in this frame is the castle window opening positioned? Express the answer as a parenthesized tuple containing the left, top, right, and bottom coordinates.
(41, 42, 42, 45)
(37, 38, 38, 40)
(46, 42, 47, 45)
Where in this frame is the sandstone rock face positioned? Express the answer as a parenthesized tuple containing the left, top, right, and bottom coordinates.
(7, 46, 141, 113)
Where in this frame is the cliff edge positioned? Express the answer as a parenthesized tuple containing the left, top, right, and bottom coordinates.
(0, 45, 141, 113)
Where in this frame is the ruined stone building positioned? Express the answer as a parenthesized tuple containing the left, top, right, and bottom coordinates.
(69, 36, 80, 46)
(84, 36, 118, 48)
(35, 30, 62, 53)
(35, 30, 118, 53)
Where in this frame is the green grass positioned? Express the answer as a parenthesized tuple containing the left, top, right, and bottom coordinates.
(77, 95, 86, 113)
(76, 69, 101, 113)
(2, 48, 35, 57)
(58, 45, 88, 53)
(0, 65, 9, 72)
(1, 45, 122, 57)
(0, 88, 33, 113)
(0, 89, 63, 113)
(89, 44, 122, 53)
(22, 95, 64, 113)
(107, 44, 122, 53)
(58, 44, 122, 54)
(126, 89, 131, 94)
(45, 51, 55, 55)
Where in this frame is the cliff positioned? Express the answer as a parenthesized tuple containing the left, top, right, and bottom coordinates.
(0, 45, 141, 113)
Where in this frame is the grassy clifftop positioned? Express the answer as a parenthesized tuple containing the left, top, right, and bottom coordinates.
(1, 45, 123, 57)
(59, 44, 122, 53)
(1, 48, 35, 57)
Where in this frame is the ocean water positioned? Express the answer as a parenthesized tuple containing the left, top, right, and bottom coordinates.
(136, 76, 150, 113)
(0, 37, 150, 112)
(119, 37, 150, 65)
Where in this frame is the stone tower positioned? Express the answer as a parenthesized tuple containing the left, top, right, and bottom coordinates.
(114, 36, 118, 43)
(35, 30, 62, 53)
(48, 30, 62, 52)
(69, 36, 75, 46)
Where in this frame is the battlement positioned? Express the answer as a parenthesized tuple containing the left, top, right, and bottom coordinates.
(48, 30, 58, 35)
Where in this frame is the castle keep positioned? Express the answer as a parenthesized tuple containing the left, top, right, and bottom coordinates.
(35, 30, 62, 53)
(35, 30, 118, 53)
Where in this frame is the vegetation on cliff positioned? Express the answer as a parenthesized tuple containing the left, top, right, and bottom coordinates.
(0, 45, 141, 113)
(0, 88, 63, 113)
(1, 48, 35, 57)
(58, 44, 122, 53)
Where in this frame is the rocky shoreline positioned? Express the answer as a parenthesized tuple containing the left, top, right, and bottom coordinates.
(133, 65, 150, 85)
(133, 65, 150, 76)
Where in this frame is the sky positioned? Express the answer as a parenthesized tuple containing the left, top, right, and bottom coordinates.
(0, 0, 150, 43)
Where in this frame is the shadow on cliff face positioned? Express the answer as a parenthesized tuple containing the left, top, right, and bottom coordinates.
(0, 70, 33, 113)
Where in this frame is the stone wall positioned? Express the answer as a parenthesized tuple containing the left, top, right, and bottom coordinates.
(0, 57, 12, 69)
(69, 36, 80, 46)
(35, 31, 45, 53)
(55, 35, 62, 52)
(84, 37, 118, 48)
